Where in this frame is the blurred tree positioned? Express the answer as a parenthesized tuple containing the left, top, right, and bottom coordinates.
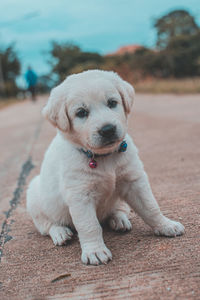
(49, 42, 103, 82)
(0, 43, 21, 97)
(154, 9, 199, 49)
(153, 10, 200, 77)
(47, 9, 200, 83)
(163, 31, 200, 77)
(126, 9, 200, 78)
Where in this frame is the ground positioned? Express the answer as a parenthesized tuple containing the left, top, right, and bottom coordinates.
(0, 94, 199, 300)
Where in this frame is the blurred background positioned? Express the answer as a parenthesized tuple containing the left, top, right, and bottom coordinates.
(0, 0, 200, 102)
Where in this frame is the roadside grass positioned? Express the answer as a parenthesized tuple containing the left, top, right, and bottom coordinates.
(0, 77, 200, 110)
(133, 77, 200, 94)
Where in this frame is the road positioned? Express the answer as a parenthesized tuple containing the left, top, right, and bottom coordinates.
(0, 94, 200, 299)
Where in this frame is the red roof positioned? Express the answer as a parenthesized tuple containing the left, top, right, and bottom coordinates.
(106, 44, 142, 56)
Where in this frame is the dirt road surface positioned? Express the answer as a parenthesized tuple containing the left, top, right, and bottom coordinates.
(0, 94, 199, 299)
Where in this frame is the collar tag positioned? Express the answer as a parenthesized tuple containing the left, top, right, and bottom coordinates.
(89, 159, 97, 168)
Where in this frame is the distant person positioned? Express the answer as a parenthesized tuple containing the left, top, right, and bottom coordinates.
(25, 66, 38, 101)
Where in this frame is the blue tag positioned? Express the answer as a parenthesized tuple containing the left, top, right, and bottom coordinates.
(119, 141, 127, 152)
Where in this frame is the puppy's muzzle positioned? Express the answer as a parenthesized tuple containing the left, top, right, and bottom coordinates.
(98, 124, 118, 145)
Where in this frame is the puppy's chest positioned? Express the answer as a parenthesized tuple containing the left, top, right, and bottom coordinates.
(88, 157, 124, 200)
(92, 171, 117, 204)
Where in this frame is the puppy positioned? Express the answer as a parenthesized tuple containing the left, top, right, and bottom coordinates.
(27, 70, 184, 265)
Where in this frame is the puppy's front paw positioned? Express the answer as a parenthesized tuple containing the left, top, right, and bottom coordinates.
(81, 244, 112, 265)
(49, 225, 73, 245)
(154, 217, 185, 237)
(109, 212, 132, 232)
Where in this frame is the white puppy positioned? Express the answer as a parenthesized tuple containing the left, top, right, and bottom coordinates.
(27, 70, 184, 265)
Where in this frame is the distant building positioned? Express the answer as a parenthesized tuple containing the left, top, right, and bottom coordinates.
(106, 44, 142, 56)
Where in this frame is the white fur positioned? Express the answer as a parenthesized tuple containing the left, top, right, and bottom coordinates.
(27, 70, 184, 265)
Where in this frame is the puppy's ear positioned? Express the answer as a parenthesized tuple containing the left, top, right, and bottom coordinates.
(119, 80, 135, 114)
(107, 72, 135, 114)
(42, 85, 70, 132)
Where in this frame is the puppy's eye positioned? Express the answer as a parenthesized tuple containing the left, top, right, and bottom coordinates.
(107, 99, 118, 109)
(76, 108, 89, 118)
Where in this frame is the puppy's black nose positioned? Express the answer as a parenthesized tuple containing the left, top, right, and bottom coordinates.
(98, 124, 116, 138)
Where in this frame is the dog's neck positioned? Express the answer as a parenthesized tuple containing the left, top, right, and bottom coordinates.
(80, 140, 127, 158)
(80, 148, 112, 158)
(78, 140, 127, 168)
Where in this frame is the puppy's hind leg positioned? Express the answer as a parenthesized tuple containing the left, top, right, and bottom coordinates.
(27, 176, 73, 245)
(27, 175, 51, 235)
(108, 200, 132, 232)
(121, 173, 185, 237)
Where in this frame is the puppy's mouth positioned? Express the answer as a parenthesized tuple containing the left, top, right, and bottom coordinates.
(102, 139, 118, 147)
(86, 137, 124, 154)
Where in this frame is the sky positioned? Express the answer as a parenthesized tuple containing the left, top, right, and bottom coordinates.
(0, 0, 200, 86)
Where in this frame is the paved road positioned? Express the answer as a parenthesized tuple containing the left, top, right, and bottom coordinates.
(0, 94, 199, 299)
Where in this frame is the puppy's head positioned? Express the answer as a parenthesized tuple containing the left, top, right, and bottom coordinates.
(43, 70, 135, 154)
